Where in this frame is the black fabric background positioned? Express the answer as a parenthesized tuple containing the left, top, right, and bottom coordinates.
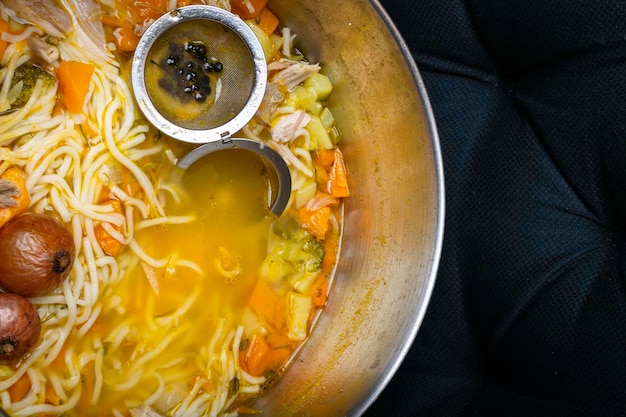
(366, 1, 626, 416)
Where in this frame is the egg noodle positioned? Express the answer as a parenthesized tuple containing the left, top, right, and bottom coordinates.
(0, 1, 346, 416)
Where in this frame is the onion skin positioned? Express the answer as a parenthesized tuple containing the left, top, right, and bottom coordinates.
(0, 292, 41, 365)
(0, 213, 76, 297)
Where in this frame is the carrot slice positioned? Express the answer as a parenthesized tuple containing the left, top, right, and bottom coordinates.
(118, 0, 168, 23)
(298, 205, 331, 240)
(249, 279, 286, 332)
(327, 149, 350, 198)
(231, 0, 268, 19)
(0, 167, 30, 228)
(266, 332, 293, 369)
(239, 333, 272, 376)
(94, 199, 124, 257)
(316, 148, 336, 169)
(257, 7, 279, 35)
(113, 26, 141, 53)
(0, 18, 10, 60)
(56, 61, 95, 114)
(310, 275, 329, 308)
(322, 233, 338, 275)
(8, 372, 31, 402)
(100, 15, 133, 28)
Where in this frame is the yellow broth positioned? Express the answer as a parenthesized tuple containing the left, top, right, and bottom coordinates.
(50, 150, 276, 414)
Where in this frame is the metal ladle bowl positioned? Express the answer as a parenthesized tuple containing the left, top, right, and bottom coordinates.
(131, 5, 291, 217)
(177, 138, 291, 216)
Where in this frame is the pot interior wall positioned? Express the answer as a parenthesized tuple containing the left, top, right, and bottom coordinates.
(252, 1, 443, 415)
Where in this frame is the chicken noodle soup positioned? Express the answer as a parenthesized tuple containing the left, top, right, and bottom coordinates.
(0, 0, 348, 416)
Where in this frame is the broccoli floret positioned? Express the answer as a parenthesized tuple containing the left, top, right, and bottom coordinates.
(264, 218, 325, 279)
(9, 64, 56, 108)
(286, 229, 325, 273)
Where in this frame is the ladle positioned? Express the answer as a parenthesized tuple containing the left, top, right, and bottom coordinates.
(131, 5, 291, 216)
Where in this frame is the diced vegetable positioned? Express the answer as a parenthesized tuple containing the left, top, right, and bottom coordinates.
(319, 107, 335, 130)
(239, 333, 272, 376)
(257, 7, 279, 35)
(292, 270, 320, 294)
(8, 372, 31, 402)
(231, 0, 268, 19)
(0, 18, 10, 60)
(268, 228, 325, 273)
(310, 275, 329, 308)
(298, 205, 331, 240)
(304, 72, 333, 101)
(113, 26, 141, 53)
(286, 291, 312, 341)
(266, 332, 293, 369)
(316, 148, 337, 169)
(286, 86, 320, 115)
(306, 116, 333, 150)
(117, 0, 169, 24)
(322, 234, 339, 275)
(249, 279, 286, 332)
(9, 65, 56, 109)
(246, 21, 274, 61)
(101, 15, 139, 52)
(327, 149, 350, 198)
(0, 167, 30, 228)
(315, 149, 350, 198)
(56, 61, 95, 114)
(259, 255, 292, 282)
(294, 178, 317, 208)
(94, 199, 124, 257)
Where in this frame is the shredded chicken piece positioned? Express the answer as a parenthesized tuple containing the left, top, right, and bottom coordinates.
(0, 179, 20, 208)
(27, 35, 60, 66)
(68, 0, 110, 63)
(3, 0, 71, 38)
(267, 59, 295, 73)
(258, 60, 321, 123)
(141, 262, 160, 295)
(271, 141, 314, 178)
(271, 110, 311, 143)
(273, 59, 321, 91)
(68, 0, 106, 46)
(258, 83, 285, 124)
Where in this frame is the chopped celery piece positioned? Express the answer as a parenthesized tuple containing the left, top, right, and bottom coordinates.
(293, 270, 320, 294)
(306, 115, 333, 149)
(259, 255, 292, 282)
(286, 291, 312, 341)
(305, 72, 333, 100)
(319, 107, 335, 130)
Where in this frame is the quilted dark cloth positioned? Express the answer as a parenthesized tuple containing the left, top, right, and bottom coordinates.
(366, 1, 626, 416)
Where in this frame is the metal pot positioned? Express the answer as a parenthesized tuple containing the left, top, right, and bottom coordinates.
(252, 1, 445, 415)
